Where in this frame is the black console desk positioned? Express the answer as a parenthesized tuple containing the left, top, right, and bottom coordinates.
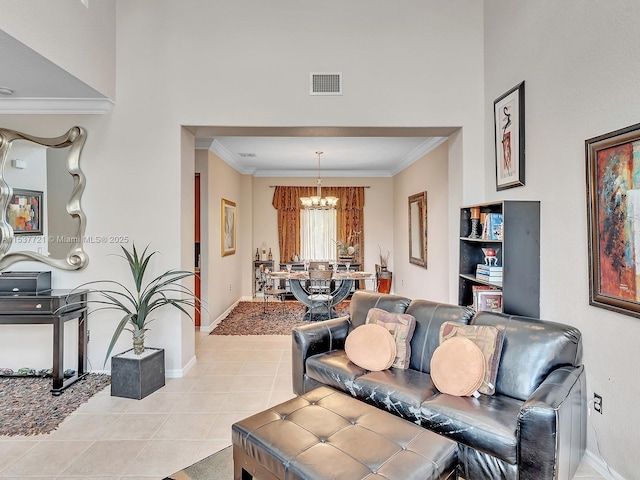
(0, 289, 88, 395)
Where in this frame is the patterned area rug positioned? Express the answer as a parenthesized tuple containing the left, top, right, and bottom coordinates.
(0, 373, 111, 436)
(210, 300, 350, 335)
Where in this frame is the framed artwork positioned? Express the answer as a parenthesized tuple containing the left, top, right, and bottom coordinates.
(494, 81, 525, 191)
(408, 191, 428, 268)
(221, 198, 236, 257)
(6, 188, 43, 235)
(586, 122, 640, 318)
(476, 290, 503, 313)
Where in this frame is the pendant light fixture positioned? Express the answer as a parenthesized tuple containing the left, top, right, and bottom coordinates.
(300, 151, 338, 209)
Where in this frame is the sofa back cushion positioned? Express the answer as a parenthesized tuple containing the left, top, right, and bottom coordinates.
(472, 311, 583, 401)
(348, 291, 411, 330)
(404, 300, 474, 373)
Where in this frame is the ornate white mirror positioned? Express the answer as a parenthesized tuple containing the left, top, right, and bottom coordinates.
(408, 191, 427, 268)
(0, 126, 88, 270)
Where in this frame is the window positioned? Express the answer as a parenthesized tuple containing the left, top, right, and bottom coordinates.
(300, 209, 337, 261)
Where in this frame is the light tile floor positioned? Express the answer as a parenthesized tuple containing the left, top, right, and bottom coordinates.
(0, 331, 606, 479)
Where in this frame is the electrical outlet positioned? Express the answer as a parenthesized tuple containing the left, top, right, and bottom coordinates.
(229, 283, 232, 291)
(594, 393, 603, 414)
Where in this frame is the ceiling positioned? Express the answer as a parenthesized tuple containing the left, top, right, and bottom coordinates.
(0, 30, 105, 99)
(1, 29, 455, 177)
(197, 135, 450, 177)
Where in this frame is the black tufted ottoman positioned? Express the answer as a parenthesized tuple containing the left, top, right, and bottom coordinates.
(232, 386, 458, 480)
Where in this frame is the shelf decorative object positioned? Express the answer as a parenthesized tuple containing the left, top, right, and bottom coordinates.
(469, 207, 481, 239)
(335, 239, 357, 262)
(481, 248, 500, 266)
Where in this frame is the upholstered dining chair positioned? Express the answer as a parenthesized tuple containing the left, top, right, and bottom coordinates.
(307, 269, 334, 321)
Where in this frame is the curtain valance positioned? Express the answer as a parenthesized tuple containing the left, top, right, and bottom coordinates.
(272, 186, 365, 211)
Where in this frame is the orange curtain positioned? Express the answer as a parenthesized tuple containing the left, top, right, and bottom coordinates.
(272, 186, 365, 265)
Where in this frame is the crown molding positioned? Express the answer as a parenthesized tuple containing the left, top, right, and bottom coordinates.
(388, 137, 448, 176)
(0, 97, 113, 114)
(209, 139, 257, 174)
(252, 169, 392, 178)
(195, 138, 214, 150)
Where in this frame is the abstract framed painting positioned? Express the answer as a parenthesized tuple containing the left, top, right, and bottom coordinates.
(494, 82, 525, 191)
(586, 122, 640, 318)
(6, 188, 43, 235)
(221, 198, 236, 257)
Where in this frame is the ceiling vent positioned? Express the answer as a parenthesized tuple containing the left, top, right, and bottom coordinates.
(310, 72, 342, 96)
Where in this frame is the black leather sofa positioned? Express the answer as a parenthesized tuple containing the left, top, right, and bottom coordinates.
(292, 291, 587, 480)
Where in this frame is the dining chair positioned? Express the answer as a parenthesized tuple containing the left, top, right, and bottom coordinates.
(263, 273, 286, 314)
(307, 269, 334, 321)
(309, 261, 330, 271)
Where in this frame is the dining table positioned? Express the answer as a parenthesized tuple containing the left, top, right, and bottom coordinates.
(269, 270, 374, 320)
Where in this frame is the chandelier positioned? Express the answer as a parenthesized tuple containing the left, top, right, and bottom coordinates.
(300, 151, 338, 209)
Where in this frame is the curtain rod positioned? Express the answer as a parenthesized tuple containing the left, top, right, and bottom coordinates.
(269, 185, 370, 188)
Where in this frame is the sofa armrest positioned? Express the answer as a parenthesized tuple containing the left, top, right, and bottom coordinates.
(291, 315, 350, 395)
(518, 364, 586, 480)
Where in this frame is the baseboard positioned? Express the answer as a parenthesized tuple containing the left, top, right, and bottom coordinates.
(166, 354, 197, 378)
(584, 449, 625, 480)
(199, 299, 242, 333)
(199, 309, 233, 333)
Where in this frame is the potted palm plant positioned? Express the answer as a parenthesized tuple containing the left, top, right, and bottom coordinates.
(79, 243, 199, 399)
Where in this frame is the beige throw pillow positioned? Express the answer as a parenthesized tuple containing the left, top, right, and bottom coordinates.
(439, 322, 505, 395)
(430, 336, 486, 396)
(345, 323, 397, 372)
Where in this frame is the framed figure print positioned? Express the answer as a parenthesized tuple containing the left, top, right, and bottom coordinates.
(586, 122, 640, 318)
(221, 198, 236, 257)
(6, 188, 43, 235)
(494, 82, 525, 190)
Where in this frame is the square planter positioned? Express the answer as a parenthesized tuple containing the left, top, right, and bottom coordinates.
(111, 347, 165, 399)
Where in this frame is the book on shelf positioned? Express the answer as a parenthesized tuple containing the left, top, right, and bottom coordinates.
(482, 213, 503, 240)
(476, 264, 502, 272)
(476, 273, 503, 284)
(476, 264, 503, 282)
(475, 289, 503, 313)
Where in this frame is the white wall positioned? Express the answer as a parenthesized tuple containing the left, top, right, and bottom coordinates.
(393, 140, 450, 301)
(484, 1, 640, 477)
(201, 151, 245, 328)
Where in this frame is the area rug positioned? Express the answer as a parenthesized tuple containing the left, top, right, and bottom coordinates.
(164, 445, 232, 480)
(211, 300, 350, 335)
(0, 373, 111, 436)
